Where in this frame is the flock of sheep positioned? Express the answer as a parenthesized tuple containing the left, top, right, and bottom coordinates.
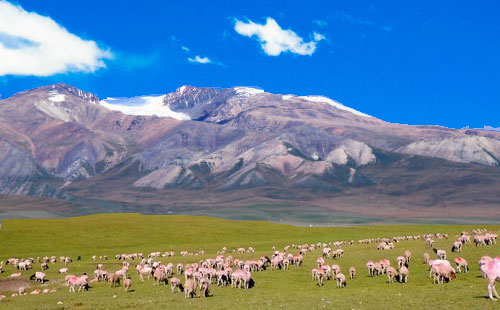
(0, 229, 498, 304)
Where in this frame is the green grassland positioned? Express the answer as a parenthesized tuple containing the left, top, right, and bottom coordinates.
(0, 214, 498, 309)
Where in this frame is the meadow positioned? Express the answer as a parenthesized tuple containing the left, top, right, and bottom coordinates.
(0, 213, 498, 309)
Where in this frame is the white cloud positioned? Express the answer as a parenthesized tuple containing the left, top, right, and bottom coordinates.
(313, 32, 326, 42)
(181, 46, 190, 52)
(234, 17, 324, 56)
(0, 1, 112, 76)
(188, 55, 211, 64)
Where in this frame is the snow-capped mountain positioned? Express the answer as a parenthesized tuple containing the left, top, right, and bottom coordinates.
(1, 83, 500, 220)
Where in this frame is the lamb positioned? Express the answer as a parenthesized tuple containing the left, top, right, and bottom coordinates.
(30, 272, 46, 283)
(399, 266, 409, 283)
(349, 267, 356, 279)
(386, 267, 398, 283)
(336, 272, 346, 288)
(170, 277, 184, 293)
(41, 262, 49, 270)
(184, 278, 197, 298)
(480, 257, 500, 300)
(59, 268, 68, 274)
(455, 256, 469, 273)
(123, 277, 132, 292)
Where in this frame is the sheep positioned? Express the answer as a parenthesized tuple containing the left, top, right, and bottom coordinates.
(451, 241, 462, 252)
(177, 263, 184, 275)
(123, 277, 132, 292)
(349, 267, 356, 279)
(59, 268, 68, 274)
(397, 256, 406, 268)
(153, 266, 168, 285)
(399, 266, 409, 283)
(366, 261, 376, 277)
(30, 289, 41, 295)
(199, 277, 210, 297)
(137, 265, 153, 281)
(336, 272, 346, 288)
(331, 264, 341, 276)
(0, 295, 5, 301)
(386, 267, 398, 283)
(431, 262, 456, 284)
(404, 250, 412, 263)
(68, 274, 89, 292)
(184, 278, 197, 298)
(94, 269, 108, 281)
(379, 259, 391, 274)
(30, 272, 46, 283)
(455, 256, 469, 273)
(479, 256, 493, 278)
(423, 253, 430, 264)
(481, 257, 500, 300)
(315, 269, 326, 286)
(434, 249, 446, 260)
(108, 273, 121, 287)
(170, 277, 184, 293)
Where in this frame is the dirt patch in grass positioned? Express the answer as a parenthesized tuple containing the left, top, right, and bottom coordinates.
(0, 278, 30, 291)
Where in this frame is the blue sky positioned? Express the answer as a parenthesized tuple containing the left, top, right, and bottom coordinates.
(0, 0, 499, 128)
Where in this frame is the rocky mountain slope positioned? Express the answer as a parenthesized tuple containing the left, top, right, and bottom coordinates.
(1, 83, 499, 221)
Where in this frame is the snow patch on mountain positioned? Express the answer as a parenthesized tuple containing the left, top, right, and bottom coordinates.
(233, 87, 264, 97)
(48, 91, 66, 102)
(298, 95, 371, 118)
(100, 95, 191, 120)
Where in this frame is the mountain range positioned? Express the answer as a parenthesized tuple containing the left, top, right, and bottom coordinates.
(1, 83, 499, 224)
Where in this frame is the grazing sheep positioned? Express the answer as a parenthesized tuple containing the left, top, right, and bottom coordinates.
(366, 261, 376, 277)
(451, 241, 462, 252)
(399, 266, 409, 283)
(336, 272, 346, 288)
(349, 267, 356, 279)
(123, 277, 132, 292)
(397, 256, 406, 269)
(184, 279, 197, 298)
(434, 249, 446, 260)
(108, 273, 121, 287)
(431, 262, 456, 284)
(30, 272, 46, 283)
(386, 267, 398, 283)
(68, 274, 89, 292)
(423, 253, 430, 264)
(404, 250, 412, 263)
(177, 263, 184, 275)
(480, 257, 500, 300)
(59, 268, 68, 274)
(153, 266, 168, 285)
(316, 269, 326, 286)
(171, 277, 184, 293)
(199, 277, 210, 297)
(455, 257, 469, 273)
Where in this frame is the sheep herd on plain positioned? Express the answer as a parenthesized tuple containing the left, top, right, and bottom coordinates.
(0, 229, 498, 304)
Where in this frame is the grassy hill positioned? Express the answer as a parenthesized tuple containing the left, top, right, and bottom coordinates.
(0, 214, 498, 309)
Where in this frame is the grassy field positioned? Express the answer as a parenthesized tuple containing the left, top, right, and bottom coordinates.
(0, 213, 498, 309)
